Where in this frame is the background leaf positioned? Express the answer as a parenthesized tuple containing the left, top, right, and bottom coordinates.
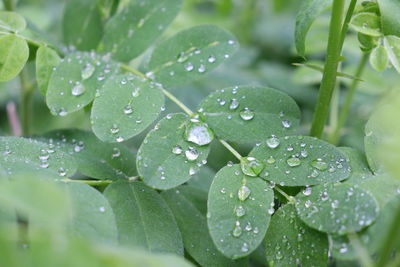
(349, 12, 382, 37)
(0, 34, 29, 82)
(295, 0, 331, 57)
(370, 45, 388, 72)
(207, 164, 274, 259)
(295, 183, 379, 234)
(147, 24, 239, 88)
(100, 0, 182, 62)
(378, 0, 400, 37)
(198, 86, 301, 144)
(36, 46, 60, 95)
(249, 136, 350, 186)
(137, 113, 210, 190)
(91, 74, 164, 143)
(62, 0, 103, 50)
(0, 11, 26, 32)
(46, 51, 119, 116)
(265, 204, 328, 267)
(104, 181, 183, 255)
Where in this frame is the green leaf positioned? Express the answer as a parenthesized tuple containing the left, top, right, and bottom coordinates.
(104, 181, 183, 255)
(207, 164, 274, 259)
(295, 183, 379, 234)
(91, 74, 164, 143)
(43, 129, 136, 180)
(339, 147, 373, 184)
(0, 136, 77, 178)
(0, 34, 29, 82)
(162, 188, 247, 267)
(265, 204, 328, 267)
(295, 0, 331, 57)
(249, 136, 350, 186)
(370, 45, 388, 71)
(0, 11, 26, 32)
(384, 35, 400, 73)
(349, 12, 382, 37)
(46, 51, 119, 116)
(357, 174, 400, 208)
(63, 182, 118, 244)
(62, 0, 103, 50)
(378, 0, 400, 37)
(186, 166, 216, 193)
(147, 24, 239, 88)
(35, 46, 61, 95)
(365, 110, 386, 174)
(198, 86, 300, 144)
(137, 113, 210, 190)
(100, 0, 182, 62)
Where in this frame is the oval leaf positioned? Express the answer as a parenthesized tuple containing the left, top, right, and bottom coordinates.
(265, 204, 328, 267)
(104, 181, 183, 255)
(162, 187, 247, 267)
(63, 182, 118, 244)
(0, 136, 77, 178)
(295, 0, 331, 57)
(43, 129, 136, 180)
(137, 113, 210, 190)
(46, 51, 119, 116)
(147, 24, 239, 88)
(249, 136, 350, 186)
(36, 46, 61, 95)
(349, 12, 382, 37)
(91, 73, 164, 143)
(384, 35, 400, 73)
(207, 164, 274, 259)
(198, 86, 300, 144)
(0, 34, 29, 82)
(0, 11, 26, 32)
(100, 0, 182, 62)
(295, 183, 379, 234)
(364, 110, 386, 174)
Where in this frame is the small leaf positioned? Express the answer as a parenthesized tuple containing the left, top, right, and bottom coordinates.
(100, 0, 182, 62)
(63, 182, 118, 244)
(295, 0, 331, 57)
(0, 136, 77, 178)
(207, 164, 274, 259)
(378, 0, 400, 37)
(349, 12, 382, 37)
(162, 188, 247, 267)
(249, 136, 350, 186)
(339, 147, 373, 184)
(186, 166, 215, 193)
(365, 110, 386, 174)
(137, 113, 210, 190)
(46, 51, 119, 116)
(295, 183, 379, 234)
(104, 181, 183, 255)
(62, 0, 103, 50)
(198, 86, 300, 144)
(0, 34, 29, 82)
(91, 73, 164, 143)
(357, 174, 400, 208)
(265, 204, 328, 267)
(370, 45, 388, 71)
(36, 46, 61, 95)
(384, 35, 400, 73)
(0, 11, 26, 32)
(43, 129, 136, 180)
(147, 24, 239, 88)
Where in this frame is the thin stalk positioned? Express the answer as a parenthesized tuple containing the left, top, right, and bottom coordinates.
(329, 52, 368, 144)
(347, 232, 374, 267)
(6, 102, 22, 136)
(219, 140, 242, 161)
(339, 0, 358, 50)
(62, 178, 113, 186)
(19, 69, 33, 136)
(310, 0, 346, 138)
(274, 186, 295, 204)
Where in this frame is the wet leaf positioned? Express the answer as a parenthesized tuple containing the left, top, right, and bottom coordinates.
(0, 34, 29, 82)
(349, 12, 382, 37)
(384, 35, 400, 73)
(36, 46, 61, 95)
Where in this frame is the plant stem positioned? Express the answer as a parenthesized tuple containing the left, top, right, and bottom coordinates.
(310, 0, 346, 138)
(61, 178, 113, 186)
(329, 52, 368, 144)
(6, 102, 22, 136)
(347, 232, 374, 267)
(19, 69, 33, 136)
(219, 140, 242, 161)
(274, 185, 295, 204)
(339, 0, 358, 50)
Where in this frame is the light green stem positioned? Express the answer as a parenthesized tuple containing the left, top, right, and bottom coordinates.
(20, 69, 33, 136)
(274, 186, 295, 204)
(310, 0, 346, 138)
(62, 178, 113, 186)
(219, 140, 242, 161)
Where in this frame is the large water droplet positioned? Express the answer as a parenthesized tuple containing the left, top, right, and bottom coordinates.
(71, 83, 85, 96)
(238, 185, 251, 201)
(310, 159, 328, 171)
(266, 135, 280, 149)
(240, 108, 255, 121)
(185, 121, 214, 146)
(81, 63, 95, 80)
(185, 147, 199, 161)
(287, 157, 301, 167)
(241, 157, 264, 177)
(229, 99, 239, 110)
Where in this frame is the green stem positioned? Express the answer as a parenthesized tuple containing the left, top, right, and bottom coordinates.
(219, 140, 242, 161)
(62, 178, 113, 186)
(310, 0, 346, 138)
(20, 69, 33, 136)
(274, 185, 295, 204)
(347, 232, 374, 267)
(329, 52, 368, 144)
(2, 0, 15, 11)
(339, 0, 358, 50)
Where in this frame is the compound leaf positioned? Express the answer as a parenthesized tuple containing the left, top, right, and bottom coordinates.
(0, 34, 29, 82)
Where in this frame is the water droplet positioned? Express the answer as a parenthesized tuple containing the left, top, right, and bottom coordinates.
(189, 167, 197, 176)
(241, 157, 264, 177)
(240, 108, 255, 121)
(310, 159, 328, 171)
(110, 124, 119, 134)
(123, 104, 133, 115)
(208, 56, 216, 63)
(172, 145, 183, 155)
(71, 83, 85, 96)
(111, 148, 121, 158)
(198, 64, 206, 73)
(58, 167, 67, 177)
(185, 121, 214, 146)
(99, 206, 105, 212)
(235, 205, 246, 217)
(282, 120, 291, 128)
(267, 156, 276, 164)
(266, 135, 280, 148)
(238, 185, 251, 201)
(287, 157, 301, 167)
(232, 221, 242, 237)
(241, 243, 249, 253)
(184, 62, 194, 71)
(74, 141, 84, 152)
(302, 187, 312, 196)
(185, 147, 199, 161)
(116, 136, 124, 143)
(81, 63, 95, 80)
(229, 99, 239, 110)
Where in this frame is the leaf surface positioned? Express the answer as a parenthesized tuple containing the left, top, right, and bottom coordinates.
(0, 34, 28, 82)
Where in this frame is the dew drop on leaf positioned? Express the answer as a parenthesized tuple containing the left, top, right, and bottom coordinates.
(172, 145, 183, 155)
(123, 104, 133, 115)
(229, 98, 239, 110)
(235, 205, 246, 217)
(185, 146, 199, 161)
(310, 159, 328, 171)
(282, 120, 292, 128)
(71, 83, 85, 96)
(81, 63, 95, 80)
(266, 135, 280, 148)
(238, 185, 251, 201)
(185, 121, 214, 146)
(241, 157, 264, 177)
(239, 108, 255, 121)
(287, 157, 301, 167)
(232, 221, 242, 237)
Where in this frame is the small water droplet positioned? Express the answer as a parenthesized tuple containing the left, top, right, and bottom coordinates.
(240, 108, 255, 121)
(184, 62, 194, 71)
(310, 159, 328, 171)
(232, 221, 242, 237)
(81, 63, 95, 80)
(123, 104, 133, 115)
(235, 205, 246, 217)
(238, 185, 251, 201)
(110, 124, 119, 134)
(185, 147, 199, 161)
(71, 83, 85, 96)
(287, 157, 301, 167)
(172, 145, 183, 155)
(266, 135, 280, 149)
(282, 120, 291, 128)
(241, 157, 264, 177)
(208, 56, 216, 63)
(229, 99, 239, 110)
(302, 187, 312, 196)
